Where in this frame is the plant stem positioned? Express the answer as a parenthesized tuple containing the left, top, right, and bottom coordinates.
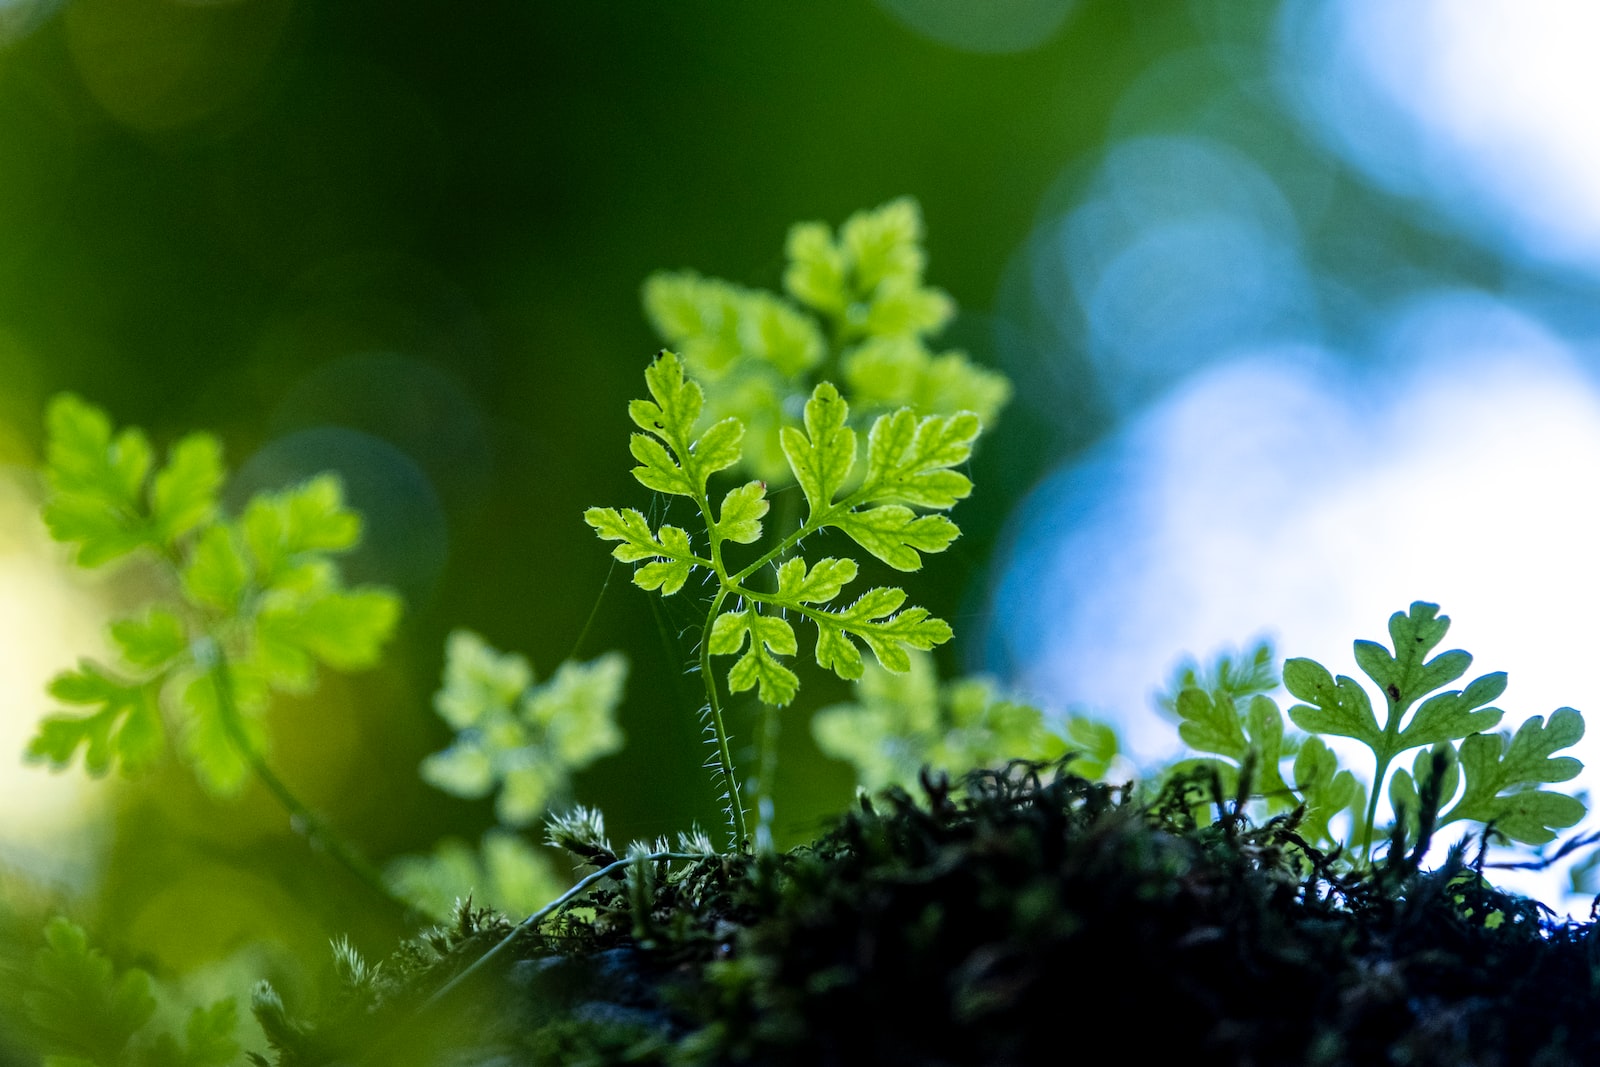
(748, 487, 801, 853)
(700, 588, 749, 849)
(730, 521, 815, 586)
(194, 637, 417, 919)
(1361, 753, 1391, 865)
(693, 476, 752, 851)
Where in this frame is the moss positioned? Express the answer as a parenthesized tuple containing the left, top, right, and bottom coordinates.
(259, 763, 1600, 1066)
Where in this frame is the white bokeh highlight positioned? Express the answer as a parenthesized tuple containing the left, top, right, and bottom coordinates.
(991, 294, 1600, 904)
(1281, 0, 1600, 275)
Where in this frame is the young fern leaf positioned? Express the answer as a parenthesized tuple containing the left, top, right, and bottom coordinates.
(1282, 602, 1513, 859)
(587, 349, 982, 846)
(1165, 614, 1587, 860)
(583, 509, 699, 595)
(1443, 709, 1585, 844)
(708, 609, 799, 707)
(779, 383, 975, 571)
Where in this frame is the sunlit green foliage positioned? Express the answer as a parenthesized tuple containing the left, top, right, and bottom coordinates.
(643, 198, 1009, 482)
(586, 345, 983, 840)
(602, 203, 1007, 842)
(28, 395, 401, 794)
(588, 354, 971, 705)
(811, 651, 1119, 792)
(1166, 604, 1586, 861)
(25, 917, 240, 1067)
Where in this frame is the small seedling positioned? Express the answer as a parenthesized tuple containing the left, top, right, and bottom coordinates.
(586, 351, 977, 846)
(1168, 601, 1586, 863)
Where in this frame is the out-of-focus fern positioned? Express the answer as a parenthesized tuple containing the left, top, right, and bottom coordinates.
(385, 630, 628, 920)
(25, 917, 240, 1067)
(419, 630, 626, 826)
(28, 395, 400, 793)
(386, 831, 559, 924)
(811, 651, 1119, 792)
(26, 395, 404, 905)
(642, 198, 1009, 483)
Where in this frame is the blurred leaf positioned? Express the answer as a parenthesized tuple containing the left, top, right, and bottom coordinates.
(256, 586, 401, 678)
(522, 651, 628, 767)
(785, 198, 953, 342)
(149, 434, 225, 546)
(387, 832, 562, 923)
(26, 917, 156, 1066)
(421, 632, 628, 827)
(812, 652, 1088, 793)
(434, 629, 532, 731)
(109, 609, 189, 673)
(28, 663, 163, 777)
(842, 337, 1011, 425)
(43, 393, 155, 568)
(181, 526, 250, 614)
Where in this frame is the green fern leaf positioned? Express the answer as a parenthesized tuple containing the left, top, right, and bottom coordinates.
(810, 587, 951, 679)
(779, 382, 856, 517)
(628, 351, 743, 496)
(714, 481, 769, 544)
(710, 609, 800, 706)
(774, 556, 857, 603)
(583, 507, 702, 594)
(1445, 708, 1585, 844)
(1283, 658, 1383, 749)
(857, 407, 978, 508)
(27, 663, 163, 777)
(148, 433, 225, 546)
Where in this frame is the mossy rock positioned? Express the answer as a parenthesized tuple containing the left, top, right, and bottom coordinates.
(257, 765, 1600, 1066)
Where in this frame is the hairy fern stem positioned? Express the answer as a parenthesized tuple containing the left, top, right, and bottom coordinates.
(699, 588, 749, 849)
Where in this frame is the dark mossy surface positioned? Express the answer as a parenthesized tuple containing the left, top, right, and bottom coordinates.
(256, 765, 1600, 1066)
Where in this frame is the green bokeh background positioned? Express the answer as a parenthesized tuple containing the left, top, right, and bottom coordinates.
(0, 0, 1242, 1040)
